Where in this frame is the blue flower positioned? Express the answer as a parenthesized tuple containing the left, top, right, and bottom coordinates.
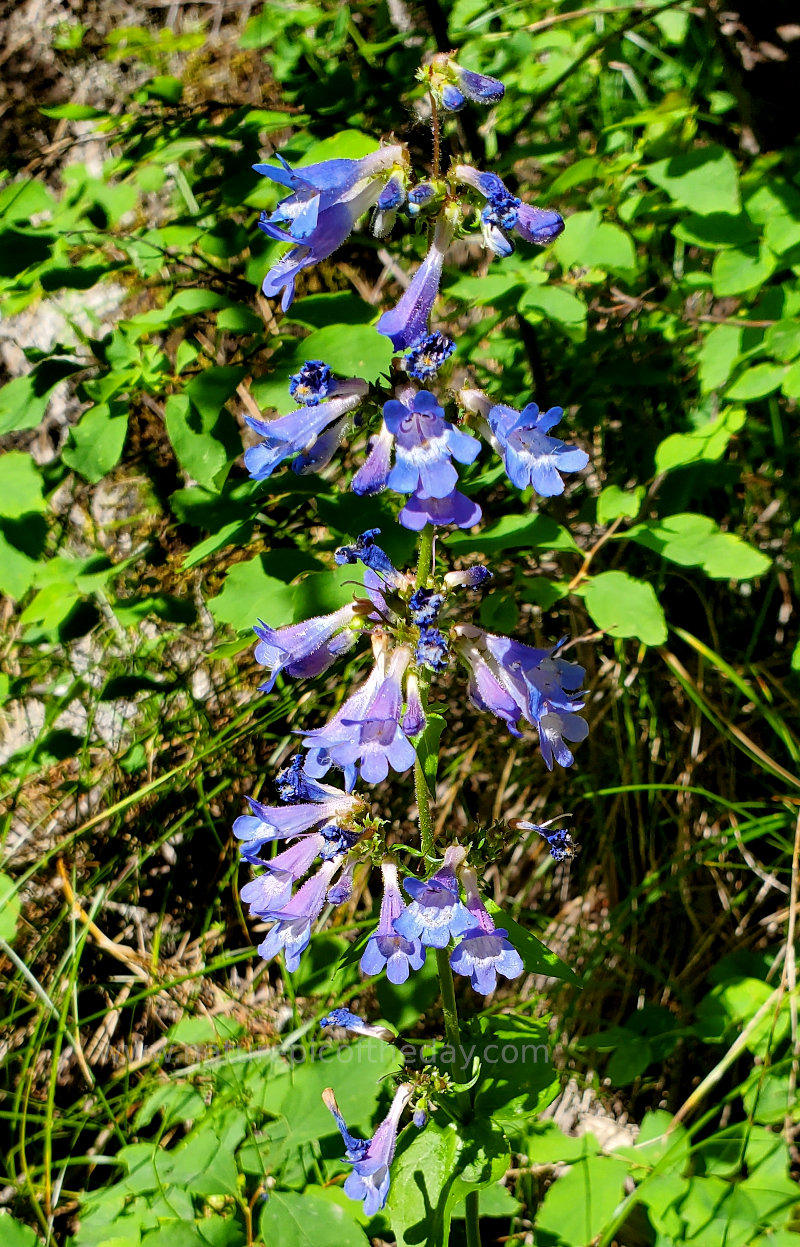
(245, 379, 368, 482)
(443, 565, 493, 591)
(323, 1083, 414, 1215)
(383, 389, 481, 500)
(302, 647, 418, 787)
(255, 146, 407, 310)
(408, 587, 444, 626)
(377, 212, 457, 350)
(351, 421, 395, 497)
(453, 625, 588, 768)
(454, 164, 563, 256)
(335, 528, 406, 590)
(360, 860, 426, 984)
(461, 389, 588, 496)
(404, 332, 456, 381)
(394, 846, 472, 948)
(288, 360, 336, 406)
(451, 64, 505, 104)
(240, 834, 326, 916)
(406, 181, 444, 219)
(511, 819, 580, 862)
(256, 858, 342, 971)
(401, 670, 427, 738)
(232, 784, 363, 865)
(415, 626, 449, 672)
(320, 1008, 395, 1042)
(449, 866, 524, 995)
(253, 602, 369, 693)
(399, 488, 482, 532)
(373, 172, 408, 237)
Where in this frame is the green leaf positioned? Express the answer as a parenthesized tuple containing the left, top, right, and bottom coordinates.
(0, 453, 46, 518)
(62, 403, 128, 483)
(445, 512, 578, 556)
(164, 382, 242, 492)
(485, 901, 578, 984)
(0, 533, 38, 600)
(655, 407, 745, 473)
(596, 485, 644, 524)
(0, 1215, 41, 1247)
(625, 514, 770, 580)
(535, 1154, 630, 1245)
(698, 325, 743, 394)
(0, 358, 85, 436)
(0, 179, 55, 222)
(207, 555, 296, 633)
(726, 363, 786, 400)
(519, 283, 588, 329)
(711, 246, 776, 297)
(553, 210, 637, 275)
(764, 319, 800, 362)
(473, 1015, 560, 1129)
(0, 875, 21, 943)
(446, 271, 525, 306)
(673, 213, 758, 250)
(583, 571, 668, 646)
(643, 146, 741, 215)
(415, 712, 446, 793)
(388, 1119, 509, 1247)
(260, 1190, 368, 1247)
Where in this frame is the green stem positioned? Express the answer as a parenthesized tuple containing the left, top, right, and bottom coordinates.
(434, 947, 461, 1057)
(415, 755, 435, 860)
(415, 522, 434, 589)
(464, 1191, 481, 1247)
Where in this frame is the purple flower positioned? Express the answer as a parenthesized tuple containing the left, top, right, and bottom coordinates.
(399, 488, 482, 531)
(288, 360, 336, 406)
(401, 670, 426, 738)
(510, 818, 580, 862)
(449, 867, 524, 995)
(377, 213, 456, 350)
(453, 625, 588, 768)
(394, 846, 471, 948)
(335, 528, 407, 591)
(323, 1083, 414, 1215)
(451, 64, 505, 105)
(232, 784, 363, 865)
(404, 332, 456, 381)
(245, 380, 367, 481)
(383, 389, 481, 498)
(302, 647, 418, 787)
(373, 172, 408, 237)
(320, 1008, 394, 1042)
(415, 626, 449, 672)
(255, 146, 407, 310)
(361, 860, 426, 984)
(443, 565, 493, 591)
(253, 602, 368, 693)
(240, 834, 325, 916)
(256, 858, 341, 971)
(408, 588, 444, 626)
(352, 421, 395, 497)
(461, 390, 587, 496)
(454, 164, 563, 256)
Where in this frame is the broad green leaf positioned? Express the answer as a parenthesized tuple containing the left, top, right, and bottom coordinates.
(446, 512, 578, 555)
(519, 282, 588, 328)
(473, 1014, 561, 1129)
(301, 129, 380, 163)
(62, 403, 128, 483)
(388, 1119, 509, 1247)
(765, 319, 800, 362)
(0, 453, 46, 518)
(0, 1215, 41, 1247)
(583, 571, 667, 646)
(446, 271, 525, 305)
(535, 1154, 629, 1245)
(626, 514, 770, 579)
(643, 146, 740, 215)
(654, 407, 745, 473)
(673, 213, 757, 250)
(0, 533, 38, 599)
(0, 875, 20, 943)
(164, 384, 242, 493)
(260, 1190, 368, 1247)
(414, 711, 446, 794)
(711, 246, 776, 297)
(0, 178, 55, 222)
(554, 210, 637, 275)
(283, 291, 375, 329)
(0, 358, 84, 435)
(596, 485, 644, 524)
(783, 361, 800, 399)
(726, 363, 786, 400)
(207, 555, 295, 633)
(698, 325, 743, 393)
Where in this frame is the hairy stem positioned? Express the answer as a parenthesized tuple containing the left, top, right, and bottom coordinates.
(430, 95, 441, 179)
(415, 522, 434, 589)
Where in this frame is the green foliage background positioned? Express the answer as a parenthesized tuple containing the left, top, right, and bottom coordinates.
(0, 1, 798, 1244)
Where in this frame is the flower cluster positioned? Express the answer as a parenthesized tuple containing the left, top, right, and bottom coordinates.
(234, 48, 595, 1229)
